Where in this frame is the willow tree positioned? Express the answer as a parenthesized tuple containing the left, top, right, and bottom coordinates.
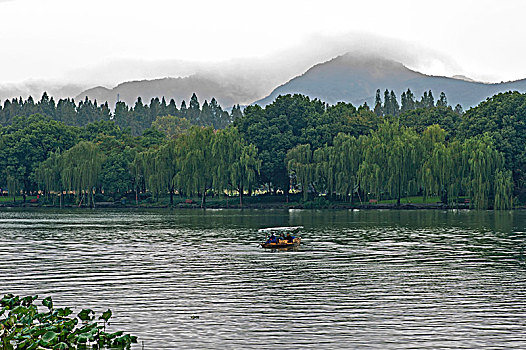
(61, 141, 104, 207)
(421, 141, 465, 205)
(329, 133, 363, 202)
(176, 126, 216, 208)
(159, 140, 182, 205)
(494, 169, 514, 210)
(213, 127, 261, 206)
(6, 169, 20, 202)
(131, 151, 149, 205)
(359, 121, 423, 205)
(213, 127, 238, 197)
(312, 146, 331, 197)
(234, 143, 261, 206)
(462, 134, 511, 209)
(140, 148, 162, 201)
(35, 151, 62, 204)
(286, 144, 314, 201)
(142, 138, 184, 205)
(420, 125, 450, 202)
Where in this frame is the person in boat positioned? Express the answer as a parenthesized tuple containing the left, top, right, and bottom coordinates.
(266, 233, 278, 244)
(286, 232, 294, 243)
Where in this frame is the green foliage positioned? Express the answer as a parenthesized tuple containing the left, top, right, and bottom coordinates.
(35, 141, 105, 207)
(61, 141, 104, 206)
(302, 196, 330, 209)
(236, 94, 378, 192)
(3, 90, 525, 209)
(0, 114, 78, 195)
(459, 91, 526, 191)
(399, 106, 461, 138)
(176, 126, 216, 207)
(328, 133, 364, 201)
(358, 121, 424, 205)
(98, 143, 136, 197)
(463, 134, 510, 209)
(151, 115, 192, 138)
(286, 144, 314, 201)
(140, 127, 166, 148)
(1, 93, 234, 137)
(0, 294, 137, 349)
(213, 127, 261, 206)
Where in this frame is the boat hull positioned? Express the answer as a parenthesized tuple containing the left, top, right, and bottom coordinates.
(261, 238, 301, 249)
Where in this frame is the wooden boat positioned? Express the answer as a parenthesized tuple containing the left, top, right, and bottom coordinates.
(259, 226, 302, 249)
(260, 237, 301, 249)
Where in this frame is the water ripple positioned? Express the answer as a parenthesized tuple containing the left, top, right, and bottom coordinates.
(1, 209, 525, 349)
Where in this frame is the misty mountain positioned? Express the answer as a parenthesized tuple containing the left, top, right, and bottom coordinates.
(76, 74, 266, 110)
(254, 53, 526, 108)
(0, 82, 87, 104)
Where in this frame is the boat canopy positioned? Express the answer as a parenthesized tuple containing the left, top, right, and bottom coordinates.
(258, 226, 303, 233)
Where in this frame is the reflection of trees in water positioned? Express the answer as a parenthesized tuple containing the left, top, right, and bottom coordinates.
(287, 209, 519, 234)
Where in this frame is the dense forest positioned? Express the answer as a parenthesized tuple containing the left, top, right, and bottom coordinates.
(0, 89, 524, 209)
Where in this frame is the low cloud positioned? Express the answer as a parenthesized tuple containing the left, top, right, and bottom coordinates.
(65, 32, 464, 85)
(1, 32, 472, 103)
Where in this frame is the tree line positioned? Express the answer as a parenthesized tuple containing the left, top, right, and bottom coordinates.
(0, 89, 524, 209)
(286, 123, 514, 209)
(0, 92, 242, 135)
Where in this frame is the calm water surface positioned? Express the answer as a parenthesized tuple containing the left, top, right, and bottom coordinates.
(1, 209, 526, 349)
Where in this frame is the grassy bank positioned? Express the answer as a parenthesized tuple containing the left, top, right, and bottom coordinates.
(0, 193, 486, 210)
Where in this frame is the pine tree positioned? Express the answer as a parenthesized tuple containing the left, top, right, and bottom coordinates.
(160, 96, 168, 116)
(374, 89, 383, 116)
(401, 89, 415, 113)
(383, 89, 391, 116)
(427, 90, 435, 108)
(437, 92, 448, 107)
(231, 104, 243, 121)
(187, 93, 200, 124)
(390, 90, 399, 116)
(179, 100, 187, 119)
(200, 100, 212, 126)
(166, 98, 178, 116)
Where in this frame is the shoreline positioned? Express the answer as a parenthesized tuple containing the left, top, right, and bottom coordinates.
(0, 202, 523, 210)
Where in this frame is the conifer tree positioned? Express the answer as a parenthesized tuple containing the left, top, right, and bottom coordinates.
(187, 93, 200, 124)
(383, 89, 391, 115)
(390, 90, 399, 116)
(179, 100, 187, 119)
(437, 92, 448, 107)
(374, 89, 383, 116)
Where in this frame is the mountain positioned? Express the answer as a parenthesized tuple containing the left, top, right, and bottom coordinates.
(254, 53, 526, 108)
(76, 74, 263, 109)
(0, 82, 87, 104)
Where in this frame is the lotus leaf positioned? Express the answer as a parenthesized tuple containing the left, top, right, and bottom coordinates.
(41, 330, 58, 344)
(77, 334, 88, 343)
(99, 309, 112, 322)
(77, 309, 94, 321)
(53, 342, 68, 350)
(1, 294, 137, 349)
(56, 307, 73, 318)
(42, 297, 53, 310)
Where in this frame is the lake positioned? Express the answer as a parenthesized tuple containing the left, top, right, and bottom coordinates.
(1, 208, 526, 349)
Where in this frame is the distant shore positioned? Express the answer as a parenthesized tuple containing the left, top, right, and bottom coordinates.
(1, 201, 522, 210)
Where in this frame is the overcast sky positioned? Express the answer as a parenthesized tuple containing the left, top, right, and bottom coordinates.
(0, 0, 525, 86)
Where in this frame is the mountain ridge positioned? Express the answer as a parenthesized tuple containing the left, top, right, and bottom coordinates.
(254, 53, 526, 108)
(75, 75, 259, 109)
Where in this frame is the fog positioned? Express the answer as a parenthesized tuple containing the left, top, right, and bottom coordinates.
(0, 33, 471, 104)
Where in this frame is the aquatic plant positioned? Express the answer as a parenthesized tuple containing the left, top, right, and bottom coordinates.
(0, 294, 137, 349)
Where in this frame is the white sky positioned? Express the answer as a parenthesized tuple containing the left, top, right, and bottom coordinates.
(0, 0, 525, 84)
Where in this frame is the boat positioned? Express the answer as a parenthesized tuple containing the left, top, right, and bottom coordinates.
(259, 226, 302, 249)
